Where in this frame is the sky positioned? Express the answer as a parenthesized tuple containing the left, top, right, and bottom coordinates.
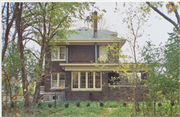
(25, 2, 175, 62)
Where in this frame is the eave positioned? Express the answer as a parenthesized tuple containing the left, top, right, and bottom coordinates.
(49, 39, 126, 48)
(59, 63, 147, 72)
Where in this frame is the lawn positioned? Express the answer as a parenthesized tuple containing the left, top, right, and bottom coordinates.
(5, 100, 180, 116)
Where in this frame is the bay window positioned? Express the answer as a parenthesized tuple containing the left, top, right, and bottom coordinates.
(71, 71, 102, 91)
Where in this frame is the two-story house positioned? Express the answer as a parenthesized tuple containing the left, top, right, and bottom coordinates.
(41, 11, 148, 102)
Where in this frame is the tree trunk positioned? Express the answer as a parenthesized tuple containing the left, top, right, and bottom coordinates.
(16, 3, 30, 112)
(2, 3, 17, 62)
(33, 7, 46, 107)
(33, 45, 45, 107)
(153, 100, 156, 116)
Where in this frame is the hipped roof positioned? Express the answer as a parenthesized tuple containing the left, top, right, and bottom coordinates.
(67, 27, 125, 41)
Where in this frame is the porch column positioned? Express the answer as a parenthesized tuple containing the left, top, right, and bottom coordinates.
(66, 45, 68, 63)
(95, 42, 97, 63)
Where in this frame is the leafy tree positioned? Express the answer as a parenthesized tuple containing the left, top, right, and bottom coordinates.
(22, 2, 95, 108)
(141, 29, 180, 116)
(15, 2, 32, 112)
(2, 40, 38, 115)
(2, 42, 22, 114)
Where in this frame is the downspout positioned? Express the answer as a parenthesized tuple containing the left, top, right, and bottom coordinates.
(66, 45, 68, 63)
(95, 42, 97, 63)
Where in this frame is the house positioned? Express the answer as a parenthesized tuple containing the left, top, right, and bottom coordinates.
(41, 11, 148, 102)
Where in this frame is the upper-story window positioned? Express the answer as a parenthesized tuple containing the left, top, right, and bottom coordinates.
(99, 46, 108, 61)
(52, 46, 66, 61)
(99, 44, 119, 62)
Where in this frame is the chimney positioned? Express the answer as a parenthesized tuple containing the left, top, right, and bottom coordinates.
(94, 11, 98, 38)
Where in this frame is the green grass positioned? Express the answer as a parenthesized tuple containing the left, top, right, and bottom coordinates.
(4, 100, 180, 116)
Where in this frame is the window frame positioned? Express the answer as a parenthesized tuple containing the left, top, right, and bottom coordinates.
(99, 45, 108, 61)
(51, 72, 65, 89)
(51, 46, 66, 61)
(71, 71, 102, 91)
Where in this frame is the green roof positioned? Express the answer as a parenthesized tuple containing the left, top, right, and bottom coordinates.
(67, 27, 123, 40)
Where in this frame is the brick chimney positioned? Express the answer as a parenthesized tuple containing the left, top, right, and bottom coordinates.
(94, 11, 98, 38)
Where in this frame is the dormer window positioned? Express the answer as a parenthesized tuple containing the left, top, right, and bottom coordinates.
(51, 46, 66, 61)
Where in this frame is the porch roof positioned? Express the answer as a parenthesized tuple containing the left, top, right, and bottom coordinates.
(59, 63, 147, 72)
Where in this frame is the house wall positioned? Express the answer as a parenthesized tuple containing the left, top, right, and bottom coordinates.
(68, 45, 97, 63)
(65, 71, 148, 102)
(44, 45, 148, 102)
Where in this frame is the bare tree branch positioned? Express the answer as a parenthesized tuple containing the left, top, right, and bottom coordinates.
(146, 2, 179, 32)
(2, 3, 17, 62)
(171, 3, 180, 28)
(1, 3, 6, 14)
(23, 38, 41, 46)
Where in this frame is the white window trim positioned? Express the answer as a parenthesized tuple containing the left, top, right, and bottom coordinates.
(71, 71, 102, 91)
(51, 72, 65, 89)
(51, 46, 66, 61)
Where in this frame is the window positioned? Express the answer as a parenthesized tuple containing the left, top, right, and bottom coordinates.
(99, 46, 108, 61)
(71, 71, 102, 91)
(95, 72, 101, 88)
(108, 72, 143, 86)
(99, 44, 119, 62)
(108, 72, 120, 85)
(88, 72, 93, 88)
(80, 72, 86, 88)
(127, 72, 142, 85)
(52, 46, 66, 61)
(51, 72, 65, 89)
(72, 72, 78, 88)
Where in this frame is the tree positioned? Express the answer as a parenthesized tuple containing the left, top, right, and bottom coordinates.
(1, 3, 17, 62)
(141, 29, 180, 116)
(120, 2, 150, 115)
(146, 2, 180, 34)
(15, 2, 33, 112)
(23, 2, 95, 108)
(2, 40, 38, 115)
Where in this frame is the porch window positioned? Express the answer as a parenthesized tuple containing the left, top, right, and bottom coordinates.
(72, 71, 102, 91)
(52, 46, 66, 61)
(88, 72, 93, 88)
(108, 72, 143, 86)
(51, 72, 65, 89)
(127, 72, 142, 85)
(95, 72, 100, 88)
(80, 72, 86, 88)
(108, 72, 120, 85)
